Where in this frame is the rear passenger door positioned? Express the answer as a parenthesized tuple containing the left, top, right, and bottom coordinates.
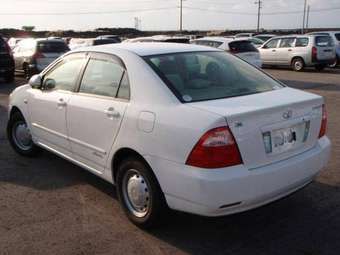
(276, 37, 295, 65)
(66, 52, 130, 173)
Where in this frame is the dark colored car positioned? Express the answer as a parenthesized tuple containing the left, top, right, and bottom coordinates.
(0, 36, 15, 83)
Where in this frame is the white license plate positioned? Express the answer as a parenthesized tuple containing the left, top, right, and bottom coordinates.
(263, 121, 310, 155)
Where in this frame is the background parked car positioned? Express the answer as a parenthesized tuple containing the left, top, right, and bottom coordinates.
(7, 37, 25, 50)
(69, 38, 120, 50)
(259, 34, 336, 71)
(235, 33, 255, 38)
(124, 35, 190, 44)
(191, 37, 262, 68)
(0, 36, 15, 82)
(13, 38, 69, 79)
(307, 31, 340, 67)
(254, 34, 277, 42)
(96, 35, 121, 43)
(238, 37, 265, 48)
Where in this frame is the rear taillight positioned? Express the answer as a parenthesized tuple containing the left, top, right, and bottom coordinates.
(312, 46, 317, 62)
(33, 51, 45, 59)
(186, 126, 243, 169)
(318, 104, 327, 138)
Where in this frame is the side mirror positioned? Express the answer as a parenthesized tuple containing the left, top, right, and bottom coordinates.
(28, 74, 42, 89)
(43, 78, 56, 90)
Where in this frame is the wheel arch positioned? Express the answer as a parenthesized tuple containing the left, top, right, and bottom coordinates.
(291, 56, 305, 65)
(9, 106, 23, 119)
(111, 147, 155, 184)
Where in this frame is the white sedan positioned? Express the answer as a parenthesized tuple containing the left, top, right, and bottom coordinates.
(7, 43, 331, 227)
(191, 37, 263, 68)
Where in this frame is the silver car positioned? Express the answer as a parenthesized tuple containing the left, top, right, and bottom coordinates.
(259, 34, 336, 71)
(307, 31, 340, 67)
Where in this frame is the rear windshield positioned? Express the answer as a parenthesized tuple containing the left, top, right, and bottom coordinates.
(37, 41, 69, 53)
(229, 41, 257, 53)
(335, 33, 340, 42)
(144, 51, 283, 103)
(93, 39, 119, 45)
(164, 38, 190, 44)
(192, 40, 223, 48)
(315, 36, 333, 47)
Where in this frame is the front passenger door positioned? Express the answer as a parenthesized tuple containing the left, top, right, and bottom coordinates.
(66, 53, 130, 172)
(27, 53, 86, 155)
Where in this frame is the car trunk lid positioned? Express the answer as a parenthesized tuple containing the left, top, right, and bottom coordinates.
(314, 35, 336, 60)
(188, 87, 324, 169)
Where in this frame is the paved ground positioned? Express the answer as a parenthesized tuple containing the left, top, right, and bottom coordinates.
(0, 68, 340, 255)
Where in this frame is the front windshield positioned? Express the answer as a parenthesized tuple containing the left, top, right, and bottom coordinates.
(145, 51, 283, 102)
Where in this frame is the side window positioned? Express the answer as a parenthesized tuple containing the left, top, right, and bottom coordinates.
(117, 72, 130, 100)
(43, 56, 85, 91)
(279, 38, 295, 48)
(264, 39, 279, 49)
(79, 58, 124, 97)
(295, 38, 309, 47)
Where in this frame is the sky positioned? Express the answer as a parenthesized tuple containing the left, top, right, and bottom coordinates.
(1, 0, 340, 31)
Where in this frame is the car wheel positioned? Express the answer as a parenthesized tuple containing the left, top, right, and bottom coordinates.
(23, 64, 31, 80)
(116, 157, 167, 228)
(7, 112, 41, 157)
(328, 59, 338, 68)
(4, 72, 15, 83)
(292, 58, 304, 72)
(315, 65, 326, 71)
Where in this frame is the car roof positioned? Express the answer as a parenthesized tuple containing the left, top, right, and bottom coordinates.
(194, 37, 252, 43)
(255, 34, 276, 37)
(308, 31, 340, 34)
(74, 42, 220, 56)
(193, 37, 233, 43)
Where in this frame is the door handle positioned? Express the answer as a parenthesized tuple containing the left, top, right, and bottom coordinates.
(105, 107, 120, 118)
(272, 49, 276, 52)
(288, 49, 292, 52)
(57, 98, 67, 107)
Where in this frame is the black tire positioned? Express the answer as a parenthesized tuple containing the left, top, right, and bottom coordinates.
(292, 58, 304, 72)
(23, 64, 31, 80)
(315, 65, 326, 71)
(329, 59, 338, 68)
(116, 157, 167, 228)
(7, 111, 41, 157)
(4, 71, 15, 83)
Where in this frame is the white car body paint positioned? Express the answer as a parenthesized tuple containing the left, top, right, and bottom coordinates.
(8, 43, 331, 217)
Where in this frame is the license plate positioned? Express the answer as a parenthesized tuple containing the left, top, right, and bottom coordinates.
(263, 121, 310, 155)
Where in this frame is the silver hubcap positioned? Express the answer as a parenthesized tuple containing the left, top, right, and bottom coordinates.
(12, 121, 33, 151)
(295, 61, 303, 70)
(122, 169, 151, 218)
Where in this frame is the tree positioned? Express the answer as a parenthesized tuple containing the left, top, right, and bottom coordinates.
(22, 26, 35, 32)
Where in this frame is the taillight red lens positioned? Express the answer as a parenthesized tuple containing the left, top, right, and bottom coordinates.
(312, 46, 317, 62)
(318, 104, 327, 138)
(186, 126, 243, 169)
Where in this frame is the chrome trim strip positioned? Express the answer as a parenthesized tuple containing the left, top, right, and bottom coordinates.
(32, 123, 106, 155)
(32, 123, 68, 139)
(36, 141, 102, 175)
(69, 136, 106, 155)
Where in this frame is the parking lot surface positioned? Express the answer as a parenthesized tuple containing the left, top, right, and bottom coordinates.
(0, 68, 340, 255)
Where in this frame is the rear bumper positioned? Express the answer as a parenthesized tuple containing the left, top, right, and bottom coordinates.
(145, 136, 331, 217)
(311, 59, 336, 66)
